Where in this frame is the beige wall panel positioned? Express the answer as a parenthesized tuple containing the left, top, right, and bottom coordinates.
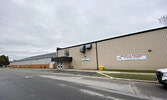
(58, 50, 64, 57)
(97, 29, 167, 70)
(63, 62, 71, 69)
(58, 43, 97, 69)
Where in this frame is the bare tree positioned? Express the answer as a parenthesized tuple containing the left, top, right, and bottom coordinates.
(159, 15, 167, 26)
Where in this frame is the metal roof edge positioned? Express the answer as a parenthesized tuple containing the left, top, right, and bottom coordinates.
(11, 52, 56, 62)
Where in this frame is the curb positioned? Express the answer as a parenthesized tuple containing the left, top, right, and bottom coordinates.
(111, 77, 158, 84)
(63, 69, 96, 73)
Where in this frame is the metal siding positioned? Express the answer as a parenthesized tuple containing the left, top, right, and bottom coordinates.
(97, 28, 167, 70)
(10, 58, 51, 65)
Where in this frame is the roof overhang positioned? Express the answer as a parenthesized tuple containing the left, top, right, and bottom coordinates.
(51, 57, 72, 62)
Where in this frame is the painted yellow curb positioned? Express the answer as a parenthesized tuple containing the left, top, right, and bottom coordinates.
(96, 71, 113, 78)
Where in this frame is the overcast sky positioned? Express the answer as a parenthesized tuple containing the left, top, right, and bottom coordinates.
(0, 0, 166, 61)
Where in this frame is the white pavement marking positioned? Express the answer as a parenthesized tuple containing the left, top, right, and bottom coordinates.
(80, 89, 123, 100)
(25, 76, 34, 79)
(59, 84, 66, 87)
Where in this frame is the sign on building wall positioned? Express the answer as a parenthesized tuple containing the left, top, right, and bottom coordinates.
(81, 58, 90, 61)
(117, 54, 147, 61)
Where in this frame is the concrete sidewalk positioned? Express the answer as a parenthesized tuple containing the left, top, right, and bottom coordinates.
(98, 70, 155, 75)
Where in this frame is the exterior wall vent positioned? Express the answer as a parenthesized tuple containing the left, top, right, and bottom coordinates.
(80, 45, 86, 53)
(86, 44, 92, 49)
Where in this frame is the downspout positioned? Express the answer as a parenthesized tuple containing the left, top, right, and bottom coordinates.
(95, 42, 99, 70)
(56, 47, 59, 69)
(57, 47, 59, 57)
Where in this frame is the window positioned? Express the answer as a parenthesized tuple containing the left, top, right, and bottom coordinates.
(64, 49, 69, 56)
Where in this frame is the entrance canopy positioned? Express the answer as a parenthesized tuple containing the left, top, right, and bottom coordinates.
(51, 57, 72, 62)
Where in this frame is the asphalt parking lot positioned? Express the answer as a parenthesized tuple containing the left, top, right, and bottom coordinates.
(0, 68, 167, 100)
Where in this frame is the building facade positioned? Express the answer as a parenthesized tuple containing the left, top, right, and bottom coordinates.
(10, 52, 56, 69)
(54, 27, 167, 70)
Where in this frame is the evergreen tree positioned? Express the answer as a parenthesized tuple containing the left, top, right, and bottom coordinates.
(0, 55, 10, 67)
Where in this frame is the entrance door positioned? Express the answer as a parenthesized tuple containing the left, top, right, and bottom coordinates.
(49, 62, 54, 69)
(57, 62, 63, 70)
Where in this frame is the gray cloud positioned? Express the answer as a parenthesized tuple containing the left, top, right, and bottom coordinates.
(0, 0, 166, 60)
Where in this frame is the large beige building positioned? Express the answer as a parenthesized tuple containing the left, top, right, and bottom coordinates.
(53, 27, 167, 70)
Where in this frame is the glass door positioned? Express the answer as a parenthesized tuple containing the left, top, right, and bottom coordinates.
(57, 62, 63, 69)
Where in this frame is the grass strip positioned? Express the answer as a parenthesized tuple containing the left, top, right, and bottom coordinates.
(103, 69, 156, 73)
(106, 73, 157, 81)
